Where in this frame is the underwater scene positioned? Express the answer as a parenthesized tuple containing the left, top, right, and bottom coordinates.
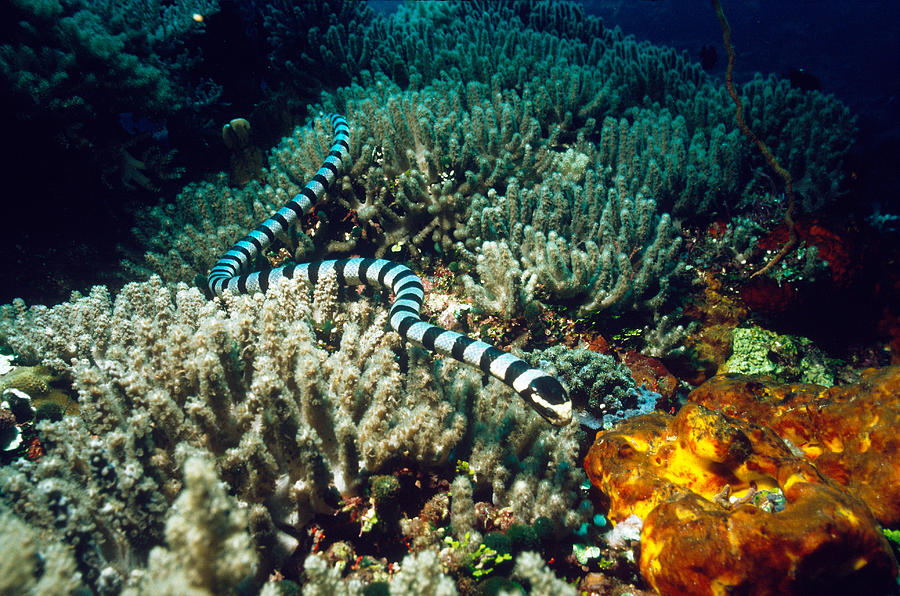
(1, 0, 899, 594)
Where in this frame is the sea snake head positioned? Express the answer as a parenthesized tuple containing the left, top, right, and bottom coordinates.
(522, 376, 572, 426)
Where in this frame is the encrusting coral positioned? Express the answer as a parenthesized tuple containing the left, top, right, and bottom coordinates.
(0, 365, 55, 398)
(722, 325, 842, 385)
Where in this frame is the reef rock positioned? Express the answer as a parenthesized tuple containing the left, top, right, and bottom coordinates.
(584, 401, 898, 595)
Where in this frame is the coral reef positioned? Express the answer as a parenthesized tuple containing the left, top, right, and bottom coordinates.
(0, 1, 872, 593)
(755, 217, 859, 286)
(250, 0, 855, 219)
(527, 342, 661, 431)
(0, 271, 588, 592)
(617, 350, 678, 400)
(130, 0, 855, 325)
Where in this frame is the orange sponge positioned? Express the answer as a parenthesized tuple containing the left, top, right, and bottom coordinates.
(584, 401, 898, 594)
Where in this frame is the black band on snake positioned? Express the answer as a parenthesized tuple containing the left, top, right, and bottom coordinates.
(208, 114, 572, 426)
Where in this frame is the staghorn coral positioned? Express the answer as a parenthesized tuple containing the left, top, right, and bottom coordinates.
(129, 75, 552, 283)
(257, 0, 379, 96)
(461, 390, 589, 530)
(387, 550, 458, 596)
(506, 550, 577, 596)
(297, 552, 364, 596)
(449, 474, 480, 544)
(328, 74, 548, 259)
(134, 74, 693, 330)
(458, 171, 683, 319)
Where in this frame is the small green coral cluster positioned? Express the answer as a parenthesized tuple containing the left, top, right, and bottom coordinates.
(524, 345, 642, 425)
(723, 326, 842, 385)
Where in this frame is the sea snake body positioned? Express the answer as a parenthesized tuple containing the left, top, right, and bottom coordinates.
(208, 114, 572, 426)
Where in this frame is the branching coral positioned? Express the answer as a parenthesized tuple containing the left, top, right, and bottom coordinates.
(128, 0, 855, 337)
(0, 505, 82, 594)
(459, 171, 683, 319)
(123, 453, 257, 596)
(0, 270, 587, 593)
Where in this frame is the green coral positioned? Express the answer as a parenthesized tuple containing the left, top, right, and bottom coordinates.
(34, 402, 64, 423)
(0, 365, 55, 398)
(505, 524, 540, 554)
(723, 326, 841, 385)
(368, 474, 401, 509)
(883, 528, 900, 559)
(364, 474, 402, 533)
(572, 543, 602, 566)
(525, 345, 635, 416)
(455, 459, 475, 479)
(443, 532, 512, 580)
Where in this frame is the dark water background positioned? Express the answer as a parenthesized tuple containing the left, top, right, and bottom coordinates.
(580, 0, 900, 202)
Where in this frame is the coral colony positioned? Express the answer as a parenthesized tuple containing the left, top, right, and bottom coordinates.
(1, 1, 898, 595)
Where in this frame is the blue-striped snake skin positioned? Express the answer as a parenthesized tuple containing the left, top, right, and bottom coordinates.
(208, 114, 572, 426)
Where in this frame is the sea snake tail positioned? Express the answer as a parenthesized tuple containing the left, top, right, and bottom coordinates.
(208, 114, 572, 426)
